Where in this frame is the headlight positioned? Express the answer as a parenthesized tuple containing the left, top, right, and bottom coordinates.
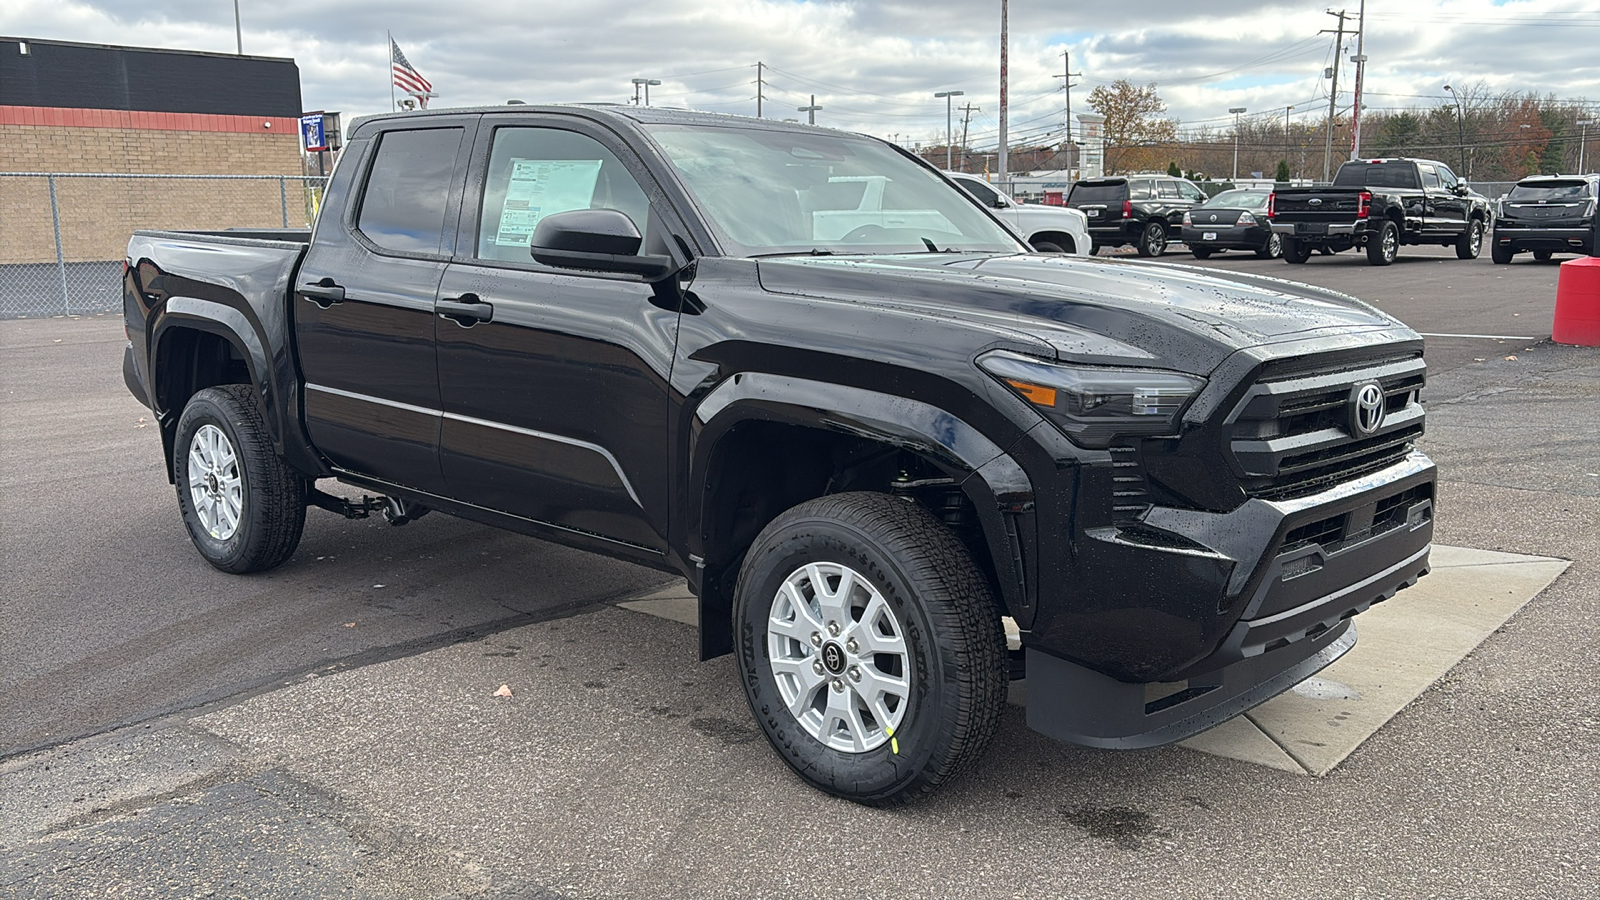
(979, 351, 1206, 449)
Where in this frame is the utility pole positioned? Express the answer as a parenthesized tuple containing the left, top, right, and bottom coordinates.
(1053, 52, 1082, 145)
(1320, 9, 1349, 182)
(233, 0, 243, 54)
(998, 0, 1009, 188)
(1444, 84, 1467, 178)
(1580, 118, 1596, 174)
(1230, 107, 1248, 180)
(799, 95, 821, 125)
(959, 103, 979, 173)
(935, 91, 964, 170)
(756, 62, 764, 118)
(1350, 0, 1367, 159)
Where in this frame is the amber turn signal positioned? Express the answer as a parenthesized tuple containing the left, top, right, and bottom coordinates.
(1004, 379, 1057, 407)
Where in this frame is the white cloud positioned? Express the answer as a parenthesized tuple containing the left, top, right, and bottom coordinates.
(2, 0, 1595, 149)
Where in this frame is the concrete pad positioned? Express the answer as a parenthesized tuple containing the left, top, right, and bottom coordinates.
(615, 581, 697, 627)
(610, 548, 1570, 778)
(1187, 545, 1568, 775)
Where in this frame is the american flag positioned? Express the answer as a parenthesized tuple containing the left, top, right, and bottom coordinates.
(390, 37, 434, 108)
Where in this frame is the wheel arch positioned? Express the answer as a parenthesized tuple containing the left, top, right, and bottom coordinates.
(1027, 230, 1078, 254)
(688, 373, 1036, 660)
(151, 301, 267, 482)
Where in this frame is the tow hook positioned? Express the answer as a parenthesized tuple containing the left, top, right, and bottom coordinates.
(381, 496, 429, 526)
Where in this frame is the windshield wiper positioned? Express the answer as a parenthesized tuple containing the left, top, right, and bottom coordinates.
(750, 249, 836, 258)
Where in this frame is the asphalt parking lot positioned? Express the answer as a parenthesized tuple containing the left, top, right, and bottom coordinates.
(2, 249, 1597, 897)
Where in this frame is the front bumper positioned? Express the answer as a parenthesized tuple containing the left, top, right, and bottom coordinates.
(1493, 225, 1594, 254)
(1023, 452, 1435, 748)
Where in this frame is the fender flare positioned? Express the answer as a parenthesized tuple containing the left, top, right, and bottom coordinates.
(689, 372, 1038, 657)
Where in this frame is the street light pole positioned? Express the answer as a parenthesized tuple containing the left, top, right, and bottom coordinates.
(1444, 84, 1467, 177)
(935, 91, 964, 170)
(1580, 119, 1596, 174)
(1230, 107, 1247, 181)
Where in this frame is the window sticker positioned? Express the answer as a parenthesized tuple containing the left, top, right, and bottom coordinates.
(493, 158, 603, 247)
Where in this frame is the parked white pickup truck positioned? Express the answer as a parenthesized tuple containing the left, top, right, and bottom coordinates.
(946, 172, 1091, 256)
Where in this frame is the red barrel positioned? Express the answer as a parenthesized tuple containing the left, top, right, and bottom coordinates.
(1553, 257, 1600, 347)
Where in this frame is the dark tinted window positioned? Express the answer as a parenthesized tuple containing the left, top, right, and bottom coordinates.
(1333, 162, 1420, 189)
(1157, 180, 1181, 199)
(1129, 180, 1155, 199)
(956, 177, 1003, 207)
(1507, 180, 1591, 202)
(476, 127, 651, 262)
(357, 128, 464, 255)
(1419, 165, 1440, 189)
(1068, 181, 1128, 204)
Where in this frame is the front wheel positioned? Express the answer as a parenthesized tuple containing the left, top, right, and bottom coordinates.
(734, 492, 1007, 805)
(1031, 240, 1066, 254)
(1456, 219, 1484, 259)
(1283, 237, 1314, 264)
(174, 385, 306, 573)
(1136, 221, 1167, 257)
(1367, 221, 1398, 266)
(1256, 232, 1284, 260)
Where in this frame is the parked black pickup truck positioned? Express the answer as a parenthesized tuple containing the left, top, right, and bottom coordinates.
(1270, 158, 1491, 265)
(124, 106, 1435, 804)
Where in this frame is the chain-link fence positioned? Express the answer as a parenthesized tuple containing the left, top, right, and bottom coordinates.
(1, 173, 329, 318)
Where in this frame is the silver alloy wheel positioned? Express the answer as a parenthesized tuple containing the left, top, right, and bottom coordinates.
(187, 423, 243, 540)
(1145, 223, 1166, 256)
(1266, 232, 1283, 257)
(1382, 224, 1398, 261)
(1469, 221, 1483, 255)
(767, 561, 911, 753)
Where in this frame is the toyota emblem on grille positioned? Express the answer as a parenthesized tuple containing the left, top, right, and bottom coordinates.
(1351, 382, 1386, 437)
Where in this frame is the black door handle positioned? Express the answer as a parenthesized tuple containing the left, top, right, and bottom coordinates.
(437, 294, 494, 326)
(300, 280, 346, 308)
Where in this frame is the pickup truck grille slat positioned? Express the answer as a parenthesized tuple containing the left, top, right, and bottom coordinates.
(1108, 443, 1152, 523)
(1227, 353, 1426, 501)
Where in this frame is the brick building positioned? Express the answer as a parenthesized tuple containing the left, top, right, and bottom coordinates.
(1, 36, 305, 266)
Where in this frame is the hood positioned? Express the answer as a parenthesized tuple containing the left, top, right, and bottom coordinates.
(756, 253, 1409, 374)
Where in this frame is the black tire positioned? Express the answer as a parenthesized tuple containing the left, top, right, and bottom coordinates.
(1456, 218, 1484, 259)
(1031, 240, 1066, 254)
(1367, 220, 1398, 266)
(1283, 238, 1313, 264)
(174, 385, 307, 573)
(1136, 221, 1167, 257)
(733, 492, 1007, 805)
(1533, 250, 1553, 262)
(1190, 248, 1213, 259)
(1255, 232, 1284, 260)
(1491, 240, 1513, 265)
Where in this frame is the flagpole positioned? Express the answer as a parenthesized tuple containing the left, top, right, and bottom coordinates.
(387, 30, 396, 112)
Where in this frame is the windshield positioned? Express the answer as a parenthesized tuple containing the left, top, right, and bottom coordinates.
(643, 124, 1024, 256)
(1507, 181, 1590, 202)
(1200, 189, 1270, 209)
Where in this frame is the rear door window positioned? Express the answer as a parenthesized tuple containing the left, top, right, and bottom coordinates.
(1157, 180, 1182, 199)
(356, 127, 465, 255)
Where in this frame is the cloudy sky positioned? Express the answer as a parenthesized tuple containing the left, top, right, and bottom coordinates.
(4, 1, 1597, 148)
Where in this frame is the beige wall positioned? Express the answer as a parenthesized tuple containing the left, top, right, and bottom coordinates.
(1, 125, 307, 264)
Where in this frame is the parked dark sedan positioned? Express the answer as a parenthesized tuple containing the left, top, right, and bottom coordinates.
(1181, 188, 1282, 259)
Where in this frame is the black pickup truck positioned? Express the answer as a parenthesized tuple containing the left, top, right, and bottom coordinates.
(1270, 158, 1491, 265)
(123, 106, 1435, 804)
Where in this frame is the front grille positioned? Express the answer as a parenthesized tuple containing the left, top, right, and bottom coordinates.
(1228, 352, 1426, 501)
(1109, 442, 1151, 524)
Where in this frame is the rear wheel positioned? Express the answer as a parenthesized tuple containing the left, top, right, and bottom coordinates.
(1491, 241, 1513, 265)
(1533, 250, 1554, 262)
(1456, 219, 1484, 259)
(174, 385, 306, 573)
(734, 492, 1007, 805)
(1256, 232, 1284, 260)
(1137, 221, 1167, 257)
(1367, 221, 1398, 266)
(1283, 238, 1314, 264)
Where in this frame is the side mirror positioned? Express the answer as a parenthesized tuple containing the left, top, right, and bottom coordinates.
(530, 208, 677, 280)
(1452, 183, 1469, 196)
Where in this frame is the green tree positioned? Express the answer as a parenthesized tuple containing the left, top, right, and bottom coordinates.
(1166, 161, 1181, 177)
(1275, 159, 1291, 182)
